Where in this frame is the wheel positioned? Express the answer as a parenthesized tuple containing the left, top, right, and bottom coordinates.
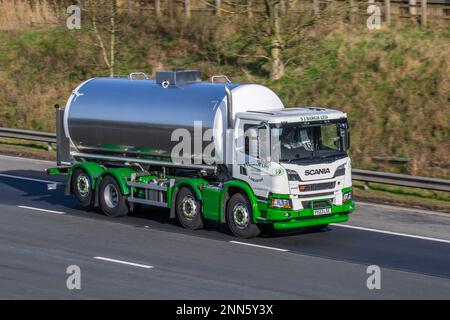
(305, 224, 329, 232)
(176, 187, 204, 230)
(98, 175, 129, 217)
(226, 193, 260, 238)
(71, 168, 93, 207)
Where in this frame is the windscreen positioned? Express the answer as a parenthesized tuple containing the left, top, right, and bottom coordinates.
(271, 121, 349, 163)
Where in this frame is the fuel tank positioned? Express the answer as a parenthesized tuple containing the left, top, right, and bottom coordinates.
(64, 71, 284, 164)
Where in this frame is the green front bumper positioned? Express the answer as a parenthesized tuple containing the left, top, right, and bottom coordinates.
(261, 200, 355, 230)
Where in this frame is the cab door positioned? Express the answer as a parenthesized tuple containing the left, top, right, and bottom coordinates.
(233, 119, 272, 198)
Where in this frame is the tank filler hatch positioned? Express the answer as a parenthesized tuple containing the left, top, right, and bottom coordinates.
(156, 70, 201, 88)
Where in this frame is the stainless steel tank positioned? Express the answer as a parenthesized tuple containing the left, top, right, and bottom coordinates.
(64, 71, 284, 165)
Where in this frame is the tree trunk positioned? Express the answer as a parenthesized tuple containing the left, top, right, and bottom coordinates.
(247, 0, 253, 18)
(270, 2, 284, 80)
(109, 0, 117, 77)
(185, 0, 191, 17)
(421, 0, 427, 27)
(155, 0, 161, 17)
(385, 0, 391, 26)
(215, 0, 221, 16)
(270, 43, 284, 80)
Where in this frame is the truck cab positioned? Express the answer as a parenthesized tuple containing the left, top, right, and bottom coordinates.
(231, 107, 354, 232)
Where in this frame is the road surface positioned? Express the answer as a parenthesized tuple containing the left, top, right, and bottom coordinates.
(0, 155, 449, 299)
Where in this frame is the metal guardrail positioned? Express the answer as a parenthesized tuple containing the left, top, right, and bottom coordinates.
(352, 169, 450, 192)
(0, 127, 56, 143)
(0, 128, 449, 192)
(0, 127, 56, 151)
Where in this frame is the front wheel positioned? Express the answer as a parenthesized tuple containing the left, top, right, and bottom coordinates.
(98, 175, 129, 217)
(226, 193, 260, 238)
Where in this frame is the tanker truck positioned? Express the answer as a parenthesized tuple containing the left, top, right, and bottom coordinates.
(47, 70, 355, 238)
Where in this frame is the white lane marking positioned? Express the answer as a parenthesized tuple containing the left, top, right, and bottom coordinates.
(94, 256, 154, 269)
(17, 205, 65, 215)
(332, 223, 450, 244)
(230, 241, 289, 252)
(0, 173, 63, 185)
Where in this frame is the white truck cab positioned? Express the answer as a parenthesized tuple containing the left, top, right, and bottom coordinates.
(233, 107, 353, 223)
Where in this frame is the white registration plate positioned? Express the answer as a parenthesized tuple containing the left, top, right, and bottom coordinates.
(313, 207, 332, 216)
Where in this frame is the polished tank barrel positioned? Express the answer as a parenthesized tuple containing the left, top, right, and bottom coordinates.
(64, 75, 284, 164)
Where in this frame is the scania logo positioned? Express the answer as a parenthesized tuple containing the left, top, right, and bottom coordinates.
(304, 168, 331, 176)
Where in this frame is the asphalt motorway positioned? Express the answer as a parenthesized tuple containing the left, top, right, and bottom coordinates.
(0, 155, 449, 299)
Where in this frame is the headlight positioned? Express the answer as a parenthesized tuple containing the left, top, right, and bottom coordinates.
(270, 198, 292, 209)
(343, 191, 352, 203)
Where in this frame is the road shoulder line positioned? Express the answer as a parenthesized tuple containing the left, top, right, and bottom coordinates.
(333, 223, 450, 244)
(230, 241, 289, 252)
(93, 256, 154, 269)
(17, 205, 65, 215)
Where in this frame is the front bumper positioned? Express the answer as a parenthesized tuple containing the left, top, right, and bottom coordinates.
(259, 200, 355, 230)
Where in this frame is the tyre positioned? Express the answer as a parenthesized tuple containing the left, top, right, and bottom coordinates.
(176, 187, 204, 230)
(305, 224, 329, 232)
(98, 175, 129, 217)
(71, 168, 93, 208)
(226, 193, 260, 238)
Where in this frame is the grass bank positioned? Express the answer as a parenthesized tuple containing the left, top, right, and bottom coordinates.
(0, 19, 448, 179)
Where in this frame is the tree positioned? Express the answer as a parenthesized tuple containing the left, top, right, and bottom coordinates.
(84, 0, 118, 77)
(220, 0, 350, 80)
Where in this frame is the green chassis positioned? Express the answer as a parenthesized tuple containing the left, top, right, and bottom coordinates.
(49, 162, 355, 230)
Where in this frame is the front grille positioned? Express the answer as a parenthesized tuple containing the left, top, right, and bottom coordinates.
(298, 192, 334, 199)
(298, 181, 335, 192)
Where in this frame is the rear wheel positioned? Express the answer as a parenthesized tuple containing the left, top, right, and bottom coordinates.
(226, 193, 260, 238)
(99, 175, 129, 217)
(71, 168, 93, 208)
(176, 187, 204, 230)
(305, 224, 329, 232)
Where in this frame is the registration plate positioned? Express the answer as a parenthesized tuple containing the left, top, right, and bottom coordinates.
(313, 207, 332, 216)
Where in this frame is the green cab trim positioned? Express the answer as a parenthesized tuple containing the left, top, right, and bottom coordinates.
(342, 186, 352, 194)
(269, 193, 290, 199)
(273, 214, 349, 230)
(265, 200, 354, 221)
